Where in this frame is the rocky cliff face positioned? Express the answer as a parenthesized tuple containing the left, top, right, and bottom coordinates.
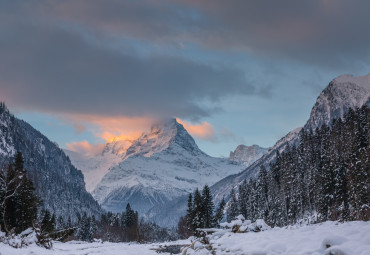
(229, 144, 269, 167)
(305, 74, 370, 131)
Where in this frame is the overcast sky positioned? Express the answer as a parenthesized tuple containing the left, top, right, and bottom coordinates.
(1, 0, 370, 157)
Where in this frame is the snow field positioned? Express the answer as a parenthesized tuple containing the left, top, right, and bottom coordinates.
(0, 239, 191, 255)
(1, 221, 370, 254)
(186, 221, 370, 255)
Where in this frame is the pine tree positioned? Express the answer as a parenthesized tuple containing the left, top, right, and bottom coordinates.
(0, 152, 40, 234)
(201, 185, 215, 228)
(226, 188, 239, 222)
(40, 210, 55, 234)
(124, 203, 135, 228)
(192, 188, 203, 230)
(214, 197, 226, 227)
(186, 193, 194, 231)
(238, 180, 248, 219)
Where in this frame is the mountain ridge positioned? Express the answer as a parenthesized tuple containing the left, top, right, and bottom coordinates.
(210, 73, 370, 204)
(0, 104, 102, 220)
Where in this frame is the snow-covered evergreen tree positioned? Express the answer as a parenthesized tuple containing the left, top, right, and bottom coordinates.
(226, 188, 239, 222)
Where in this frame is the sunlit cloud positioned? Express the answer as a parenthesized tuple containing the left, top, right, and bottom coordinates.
(63, 114, 154, 143)
(177, 119, 216, 141)
(66, 140, 105, 157)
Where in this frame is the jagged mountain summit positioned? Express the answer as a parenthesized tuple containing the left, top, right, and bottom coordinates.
(0, 103, 102, 219)
(306, 73, 370, 130)
(229, 144, 269, 167)
(211, 73, 370, 204)
(67, 119, 245, 218)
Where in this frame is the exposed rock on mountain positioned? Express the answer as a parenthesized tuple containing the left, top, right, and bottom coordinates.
(229, 144, 269, 167)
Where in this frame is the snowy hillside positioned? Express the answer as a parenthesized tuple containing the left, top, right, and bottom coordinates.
(64, 149, 123, 193)
(0, 104, 102, 220)
(229, 144, 268, 167)
(211, 73, 370, 203)
(67, 119, 244, 220)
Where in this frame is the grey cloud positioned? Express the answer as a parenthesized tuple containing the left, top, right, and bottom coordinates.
(34, 0, 370, 69)
(0, 9, 254, 120)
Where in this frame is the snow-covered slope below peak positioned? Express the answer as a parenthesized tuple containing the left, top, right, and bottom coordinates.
(229, 144, 269, 167)
(306, 73, 370, 130)
(93, 146, 243, 214)
(64, 148, 123, 193)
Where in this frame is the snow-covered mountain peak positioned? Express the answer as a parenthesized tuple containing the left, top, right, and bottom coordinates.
(229, 144, 269, 167)
(305, 73, 370, 130)
(122, 118, 201, 159)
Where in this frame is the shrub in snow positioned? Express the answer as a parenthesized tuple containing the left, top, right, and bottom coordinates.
(220, 215, 270, 233)
(0, 227, 53, 249)
(0, 228, 38, 248)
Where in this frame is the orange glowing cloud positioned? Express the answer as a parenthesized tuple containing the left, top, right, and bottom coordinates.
(64, 114, 217, 156)
(63, 114, 153, 142)
(66, 140, 105, 157)
(177, 119, 216, 141)
(62, 114, 154, 155)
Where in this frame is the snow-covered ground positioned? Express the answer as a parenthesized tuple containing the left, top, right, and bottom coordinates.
(1, 221, 370, 254)
(187, 221, 370, 255)
(0, 239, 191, 255)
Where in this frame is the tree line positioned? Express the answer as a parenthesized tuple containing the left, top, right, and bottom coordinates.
(0, 152, 176, 245)
(227, 106, 370, 226)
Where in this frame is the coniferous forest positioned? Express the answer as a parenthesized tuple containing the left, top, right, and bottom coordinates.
(0, 153, 175, 246)
(225, 106, 370, 227)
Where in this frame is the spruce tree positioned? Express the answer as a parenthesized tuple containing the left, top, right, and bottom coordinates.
(201, 185, 215, 228)
(0, 152, 39, 234)
(238, 180, 248, 219)
(124, 203, 135, 228)
(192, 188, 203, 230)
(226, 188, 239, 222)
(214, 197, 226, 227)
(186, 193, 194, 231)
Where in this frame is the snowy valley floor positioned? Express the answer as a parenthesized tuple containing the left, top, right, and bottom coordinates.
(1, 221, 370, 255)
